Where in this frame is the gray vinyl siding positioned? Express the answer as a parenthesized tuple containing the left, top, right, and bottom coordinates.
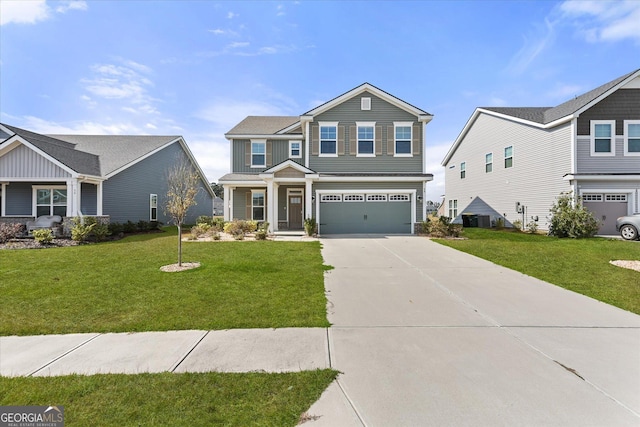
(80, 183, 97, 215)
(576, 89, 640, 136)
(4, 182, 33, 215)
(309, 91, 423, 173)
(232, 187, 269, 221)
(102, 142, 213, 224)
(312, 181, 423, 220)
(576, 137, 640, 173)
(444, 113, 573, 230)
(232, 139, 304, 173)
(0, 144, 71, 178)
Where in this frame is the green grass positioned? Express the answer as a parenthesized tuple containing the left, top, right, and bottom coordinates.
(435, 228, 640, 314)
(0, 370, 338, 426)
(0, 229, 330, 335)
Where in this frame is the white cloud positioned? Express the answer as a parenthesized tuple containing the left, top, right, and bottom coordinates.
(559, 0, 640, 43)
(545, 83, 585, 102)
(0, 0, 49, 25)
(18, 116, 144, 135)
(0, 0, 87, 26)
(506, 18, 556, 75)
(227, 11, 237, 19)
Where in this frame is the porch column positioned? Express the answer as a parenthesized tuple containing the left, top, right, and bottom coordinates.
(272, 182, 279, 231)
(223, 186, 231, 221)
(266, 179, 275, 233)
(67, 179, 80, 217)
(1, 183, 6, 217)
(305, 178, 313, 219)
(96, 182, 103, 216)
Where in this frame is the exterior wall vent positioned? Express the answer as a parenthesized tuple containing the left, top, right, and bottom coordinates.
(361, 97, 371, 111)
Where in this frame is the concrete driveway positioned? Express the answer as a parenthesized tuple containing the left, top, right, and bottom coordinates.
(306, 235, 640, 426)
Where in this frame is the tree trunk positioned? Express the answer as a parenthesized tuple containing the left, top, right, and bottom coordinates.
(178, 223, 182, 266)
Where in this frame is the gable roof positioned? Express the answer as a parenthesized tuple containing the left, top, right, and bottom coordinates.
(2, 123, 102, 176)
(225, 116, 300, 137)
(442, 68, 640, 165)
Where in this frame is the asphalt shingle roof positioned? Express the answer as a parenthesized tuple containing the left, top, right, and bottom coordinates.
(225, 116, 300, 136)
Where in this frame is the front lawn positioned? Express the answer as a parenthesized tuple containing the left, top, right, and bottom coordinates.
(0, 370, 338, 426)
(435, 228, 640, 314)
(0, 229, 330, 335)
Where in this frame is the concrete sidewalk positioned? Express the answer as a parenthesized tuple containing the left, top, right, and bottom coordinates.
(0, 328, 329, 377)
(304, 235, 640, 427)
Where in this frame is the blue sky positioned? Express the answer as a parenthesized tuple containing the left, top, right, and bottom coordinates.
(1, 0, 639, 201)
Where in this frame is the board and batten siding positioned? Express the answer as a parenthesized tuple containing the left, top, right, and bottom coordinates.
(311, 181, 424, 220)
(0, 144, 71, 178)
(444, 113, 573, 230)
(309, 91, 423, 173)
(232, 139, 304, 173)
(102, 142, 212, 224)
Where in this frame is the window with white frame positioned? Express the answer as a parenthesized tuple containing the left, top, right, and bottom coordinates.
(357, 122, 375, 156)
(150, 194, 158, 221)
(624, 120, 640, 155)
(582, 194, 603, 202)
(591, 120, 616, 156)
(448, 199, 458, 219)
(320, 194, 342, 202)
(252, 190, 265, 221)
(361, 97, 371, 110)
(394, 122, 412, 156)
(251, 140, 266, 167)
(366, 194, 387, 202)
(504, 146, 513, 168)
(605, 194, 627, 202)
(344, 194, 365, 202)
(35, 187, 67, 217)
(389, 194, 410, 202)
(460, 162, 466, 179)
(289, 140, 301, 158)
(319, 123, 337, 156)
(485, 153, 493, 173)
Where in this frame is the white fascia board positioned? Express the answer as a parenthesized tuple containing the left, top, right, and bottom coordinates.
(305, 83, 427, 118)
(441, 108, 574, 166)
(262, 159, 315, 174)
(219, 181, 267, 187)
(563, 174, 640, 181)
(278, 121, 303, 135)
(318, 175, 433, 183)
(225, 133, 302, 140)
(0, 135, 79, 177)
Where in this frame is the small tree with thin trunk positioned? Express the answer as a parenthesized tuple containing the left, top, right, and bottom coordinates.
(165, 158, 200, 266)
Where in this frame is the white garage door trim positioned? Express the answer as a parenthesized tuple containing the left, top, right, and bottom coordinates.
(580, 189, 634, 216)
(315, 189, 417, 235)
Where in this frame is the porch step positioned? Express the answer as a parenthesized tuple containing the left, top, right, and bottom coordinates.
(272, 230, 305, 237)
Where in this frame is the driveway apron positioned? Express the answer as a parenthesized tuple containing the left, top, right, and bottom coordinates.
(305, 235, 640, 426)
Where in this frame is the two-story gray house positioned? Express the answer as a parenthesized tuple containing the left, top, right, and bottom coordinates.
(0, 123, 215, 227)
(219, 83, 434, 234)
(441, 69, 640, 234)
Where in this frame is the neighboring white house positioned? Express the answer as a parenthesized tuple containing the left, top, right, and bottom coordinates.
(441, 69, 640, 234)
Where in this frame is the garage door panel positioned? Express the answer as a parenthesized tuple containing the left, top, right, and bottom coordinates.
(319, 197, 411, 235)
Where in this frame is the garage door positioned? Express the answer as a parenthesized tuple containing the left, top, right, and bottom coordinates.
(583, 193, 628, 235)
(318, 193, 412, 234)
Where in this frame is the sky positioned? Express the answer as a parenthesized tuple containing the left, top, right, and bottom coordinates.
(1, 0, 639, 202)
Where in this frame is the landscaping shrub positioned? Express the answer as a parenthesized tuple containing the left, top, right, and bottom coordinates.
(423, 214, 463, 238)
(137, 220, 150, 232)
(494, 217, 505, 229)
(549, 192, 599, 238)
(255, 222, 269, 240)
(304, 217, 317, 236)
(223, 220, 256, 237)
(512, 219, 523, 231)
(211, 217, 225, 231)
(32, 229, 53, 245)
(123, 220, 138, 233)
(190, 223, 211, 238)
(0, 223, 24, 243)
(71, 217, 96, 242)
(108, 222, 124, 235)
(196, 215, 215, 226)
(526, 221, 539, 234)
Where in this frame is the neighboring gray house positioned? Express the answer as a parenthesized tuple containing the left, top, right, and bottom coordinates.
(442, 69, 640, 234)
(0, 123, 214, 227)
(219, 83, 434, 234)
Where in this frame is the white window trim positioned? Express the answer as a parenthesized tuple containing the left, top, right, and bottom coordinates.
(319, 121, 338, 157)
(251, 189, 266, 221)
(623, 120, 640, 156)
(361, 97, 371, 111)
(150, 194, 158, 221)
(356, 121, 376, 157)
(393, 121, 413, 157)
(251, 139, 267, 168)
(590, 120, 616, 157)
(32, 185, 68, 217)
(485, 152, 493, 173)
(289, 140, 302, 159)
(504, 146, 513, 168)
(460, 161, 466, 179)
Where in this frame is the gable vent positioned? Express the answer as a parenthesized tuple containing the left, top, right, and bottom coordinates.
(361, 97, 371, 111)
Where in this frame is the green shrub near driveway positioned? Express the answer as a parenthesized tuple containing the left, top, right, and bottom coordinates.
(435, 228, 640, 314)
(0, 228, 330, 336)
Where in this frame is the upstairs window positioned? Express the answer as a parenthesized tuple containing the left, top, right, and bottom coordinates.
(320, 124, 337, 156)
(624, 120, 640, 156)
(395, 123, 412, 156)
(251, 140, 266, 167)
(485, 153, 493, 173)
(504, 146, 513, 168)
(460, 162, 466, 179)
(357, 122, 375, 156)
(289, 140, 301, 158)
(591, 121, 615, 156)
